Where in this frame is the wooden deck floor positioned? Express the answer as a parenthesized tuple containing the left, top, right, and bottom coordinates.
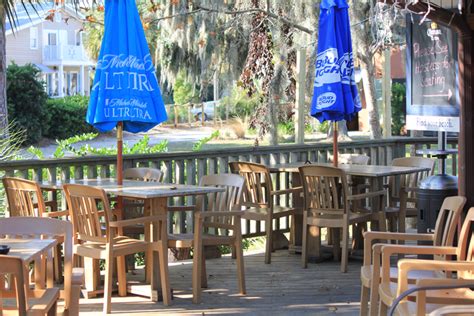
(77, 249, 362, 315)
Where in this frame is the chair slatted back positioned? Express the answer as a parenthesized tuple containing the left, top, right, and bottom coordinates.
(388, 157, 435, 203)
(123, 167, 163, 219)
(0, 217, 74, 310)
(124, 167, 163, 182)
(196, 174, 244, 229)
(229, 162, 272, 208)
(431, 196, 466, 260)
(456, 207, 474, 279)
(2, 177, 46, 217)
(63, 184, 112, 243)
(0, 255, 29, 313)
(298, 165, 349, 218)
(329, 153, 370, 165)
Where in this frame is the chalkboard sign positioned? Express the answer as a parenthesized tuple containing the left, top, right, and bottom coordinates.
(406, 16, 459, 132)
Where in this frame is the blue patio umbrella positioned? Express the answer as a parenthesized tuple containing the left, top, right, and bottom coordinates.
(311, 0, 361, 166)
(87, 0, 167, 184)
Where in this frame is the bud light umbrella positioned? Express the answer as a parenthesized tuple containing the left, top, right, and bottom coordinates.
(311, 0, 361, 166)
(87, 0, 167, 185)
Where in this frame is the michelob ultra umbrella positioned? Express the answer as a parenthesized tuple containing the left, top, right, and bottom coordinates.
(311, 0, 361, 166)
(87, 0, 167, 184)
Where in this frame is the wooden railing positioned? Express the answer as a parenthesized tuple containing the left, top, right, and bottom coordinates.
(0, 137, 458, 238)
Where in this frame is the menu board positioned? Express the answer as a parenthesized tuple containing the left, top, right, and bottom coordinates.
(406, 16, 459, 132)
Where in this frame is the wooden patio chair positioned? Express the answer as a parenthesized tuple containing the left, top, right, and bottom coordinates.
(63, 184, 170, 314)
(120, 167, 163, 226)
(168, 174, 246, 303)
(360, 196, 466, 316)
(0, 217, 83, 316)
(120, 167, 163, 270)
(2, 177, 70, 283)
(228, 161, 301, 264)
(377, 206, 474, 315)
(0, 255, 59, 316)
(390, 280, 474, 315)
(328, 153, 371, 243)
(2, 177, 69, 218)
(385, 157, 435, 233)
(298, 165, 386, 273)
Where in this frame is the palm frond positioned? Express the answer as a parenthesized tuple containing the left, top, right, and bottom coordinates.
(4, 0, 97, 33)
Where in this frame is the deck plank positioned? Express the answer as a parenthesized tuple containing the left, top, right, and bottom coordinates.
(77, 250, 361, 315)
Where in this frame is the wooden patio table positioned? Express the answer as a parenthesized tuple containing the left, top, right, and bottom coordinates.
(39, 178, 224, 301)
(0, 238, 57, 289)
(266, 162, 432, 260)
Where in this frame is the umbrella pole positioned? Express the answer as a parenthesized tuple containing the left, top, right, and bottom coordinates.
(117, 121, 124, 185)
(333, 121, 338, 167)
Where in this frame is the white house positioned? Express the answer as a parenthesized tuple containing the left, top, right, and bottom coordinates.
(6, 2, 94, 97)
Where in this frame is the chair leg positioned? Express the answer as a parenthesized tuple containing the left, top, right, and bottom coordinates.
(104, 252, 114, 314)
(301, 211, 308, 268)
(360, 284, 369, 316)
(54, 244, 63, 282)
(47, 300, 58, 316)
(231, 245, 237, 259)
(379, 300, 388, 316)
(192, 216, 203, 304)
(332, 228, 341, 262)
(369, 288, 380, 316)
(83, 257, 98, 298)
(158, 221, 171, 306)
(341, 226, 348, 273)
(116, 256, 127, 297)
(398, 211, 406, 234)
(265, 218, 272, 264)
(235, 227, 246, 295)
(201, 251, 207, 289)
(68, 275, 81, 316)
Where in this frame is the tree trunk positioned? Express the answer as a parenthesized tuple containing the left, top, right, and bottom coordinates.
(349, 0, 382, 139)
(0, 4, 8, 132)
(360, 56, 382, 139)
(328, 121, 350, 140)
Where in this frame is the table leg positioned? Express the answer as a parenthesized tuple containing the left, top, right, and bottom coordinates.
(34, 254, 46, 289)
(372, 177, 386, 232)
(46, 248, 54, 288)
(289, 172, 304, 254)
(147, 197, 171, 303)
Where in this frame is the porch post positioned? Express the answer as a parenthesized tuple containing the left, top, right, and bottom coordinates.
(80, 65, 85, 96)
(458, 29, 474, 206)
(58, 64, 64, 97)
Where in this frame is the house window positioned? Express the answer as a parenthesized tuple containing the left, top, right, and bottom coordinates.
(75, 30, 83, 46)
(30, 27, 38, 49)
(48, 32, 57, 46)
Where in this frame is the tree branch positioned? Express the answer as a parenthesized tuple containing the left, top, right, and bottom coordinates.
(150, 8, 203, 23)
(381, 0, 470, 37)
(148, 5, 313, 35)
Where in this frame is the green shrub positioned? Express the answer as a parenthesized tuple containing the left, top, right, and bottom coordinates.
(277, 121, 295, 135)
(317, 121, 330, 133)
(219, 86, 261, 119)
(172, 70, 199, 105)
(7, 63, 48, 145)
(391, 82, 406, 136)
(44, 96, 97, 140)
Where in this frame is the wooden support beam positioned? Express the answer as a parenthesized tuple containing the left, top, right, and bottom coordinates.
(295, 47, 306, 144)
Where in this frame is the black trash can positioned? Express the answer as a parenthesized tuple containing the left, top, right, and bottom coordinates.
(417, 174, 458, 235)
